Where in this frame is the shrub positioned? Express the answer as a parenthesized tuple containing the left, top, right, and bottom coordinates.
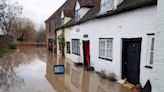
(99, 70, 107, 79)
(8, 43, 16, 49)
(107, 72, 117, 81)
(0, 48, 8, 57)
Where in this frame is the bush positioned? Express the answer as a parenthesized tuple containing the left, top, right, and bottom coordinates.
(0, 48, 8, 57)
(8, 43, 16, 49)
(98, 70, 107, 79)
(107, 72, 117, 81)
(97, 70, 117, 81)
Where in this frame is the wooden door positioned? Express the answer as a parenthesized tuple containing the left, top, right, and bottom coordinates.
(83, 41, 90, 67)
(122, 38, 142, 84)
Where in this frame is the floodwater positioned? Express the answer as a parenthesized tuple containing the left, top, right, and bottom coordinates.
(0, 47, 131, 92)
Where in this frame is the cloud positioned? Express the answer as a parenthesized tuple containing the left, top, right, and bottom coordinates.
(13, 0, 66, 26)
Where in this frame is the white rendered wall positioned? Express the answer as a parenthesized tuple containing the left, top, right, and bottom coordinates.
(56, 29, 62, 55)
(68, 6, 156, 86)
(152, 0, 164, 91)
(64, 28, 72, 59)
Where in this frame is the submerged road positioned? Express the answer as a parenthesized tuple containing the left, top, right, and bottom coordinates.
(0, 47, 131, 92)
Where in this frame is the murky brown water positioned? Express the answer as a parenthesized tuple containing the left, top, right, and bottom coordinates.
(0, 47, 131, 92)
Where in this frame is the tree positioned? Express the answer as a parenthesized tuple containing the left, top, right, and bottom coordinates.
(36, 25, 46, 43)
(0, 0, 22, 36)
(9, 17, 37, 42)
(58, 30, 65, 56)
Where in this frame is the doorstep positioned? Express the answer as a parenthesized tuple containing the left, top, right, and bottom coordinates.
(84, 66, 94, 71)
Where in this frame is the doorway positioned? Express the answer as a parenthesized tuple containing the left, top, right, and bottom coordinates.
(122, 38, 142, 84)
(83, 40, 90, 67)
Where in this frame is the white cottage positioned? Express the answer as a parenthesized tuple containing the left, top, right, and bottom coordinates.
(52, 0, 157, 87)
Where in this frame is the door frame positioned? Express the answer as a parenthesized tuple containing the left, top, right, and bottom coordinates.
(83, 40, 90, 67)
(121, 38, 142, 84)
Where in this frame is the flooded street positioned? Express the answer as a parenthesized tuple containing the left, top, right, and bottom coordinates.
(0, 47, 131, 92)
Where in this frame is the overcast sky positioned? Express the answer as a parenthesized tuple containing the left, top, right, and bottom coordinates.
(13, 0, 66, 28)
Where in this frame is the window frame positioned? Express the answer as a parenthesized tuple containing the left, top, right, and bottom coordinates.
(147, 34, 155, 65)
(66, 41, 71, 53)
(99, 38, 113, 61)
(72, 39, 80, 56)
(145, 33, 155, 69)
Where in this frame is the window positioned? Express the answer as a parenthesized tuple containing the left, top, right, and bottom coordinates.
(61, 18, 64, 26)
(75, 9, 80, 23)
(100, 0, 114, 13)
(147, 35, 155, 64)
(66, 42, 70, 53)
(99, 38, 113, 60)
(72, 39, 80, 55)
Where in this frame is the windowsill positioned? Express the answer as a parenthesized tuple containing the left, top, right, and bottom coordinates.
(99, 57, 112, 61)
(72, 53, 80, 56)
(145, 65, 153, 69)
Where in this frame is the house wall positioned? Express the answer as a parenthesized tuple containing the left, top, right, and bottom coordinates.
(152, 0, 164, 91)
(56, 17, 72, 56)
(64, 28, 72, 58)
(68, 6, 156, 86)
(46, 19, 56, 52)
(56, 29, 62, 55)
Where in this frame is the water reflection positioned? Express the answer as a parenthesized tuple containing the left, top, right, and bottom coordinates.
(0, 47, 131, 92)
(46, 55, 131, 92)
(0, 50, 25, 92)
(0, 47, 55, 92)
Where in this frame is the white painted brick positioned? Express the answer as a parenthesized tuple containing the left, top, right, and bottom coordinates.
(152, 0, 164, 91)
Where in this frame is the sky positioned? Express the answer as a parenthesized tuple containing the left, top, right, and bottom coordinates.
(13, 0, 66, 28)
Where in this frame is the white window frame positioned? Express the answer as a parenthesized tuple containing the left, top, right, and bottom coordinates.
(147, 35, 155, 66)
(72, 39, 80, 56)
(99, 38, 113, 61)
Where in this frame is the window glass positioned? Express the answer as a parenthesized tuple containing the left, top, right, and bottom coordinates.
(99, 38, 113, 60)
(72, 39, 80, 55)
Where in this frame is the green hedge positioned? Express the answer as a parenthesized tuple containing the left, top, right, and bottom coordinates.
(8, 43, 16, 49)
(0, 48, 8, 57)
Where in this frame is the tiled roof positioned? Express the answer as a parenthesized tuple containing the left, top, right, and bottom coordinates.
(63, 9, 74, 18)
(78, 0, 94, 7)
(96, 0, 157, 18)
(45, 0, 76, 30)
(45, 0, 157, 31)
(62, 0, 157, 30)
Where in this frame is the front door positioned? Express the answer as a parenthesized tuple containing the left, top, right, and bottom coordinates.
(122, 38, 142, 84)
(83, 41, 90, 67)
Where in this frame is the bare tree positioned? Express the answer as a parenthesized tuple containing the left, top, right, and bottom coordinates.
(36, 25, 46, 43)
(0, 0, 22, 36)
(10, 17, 37, 42)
